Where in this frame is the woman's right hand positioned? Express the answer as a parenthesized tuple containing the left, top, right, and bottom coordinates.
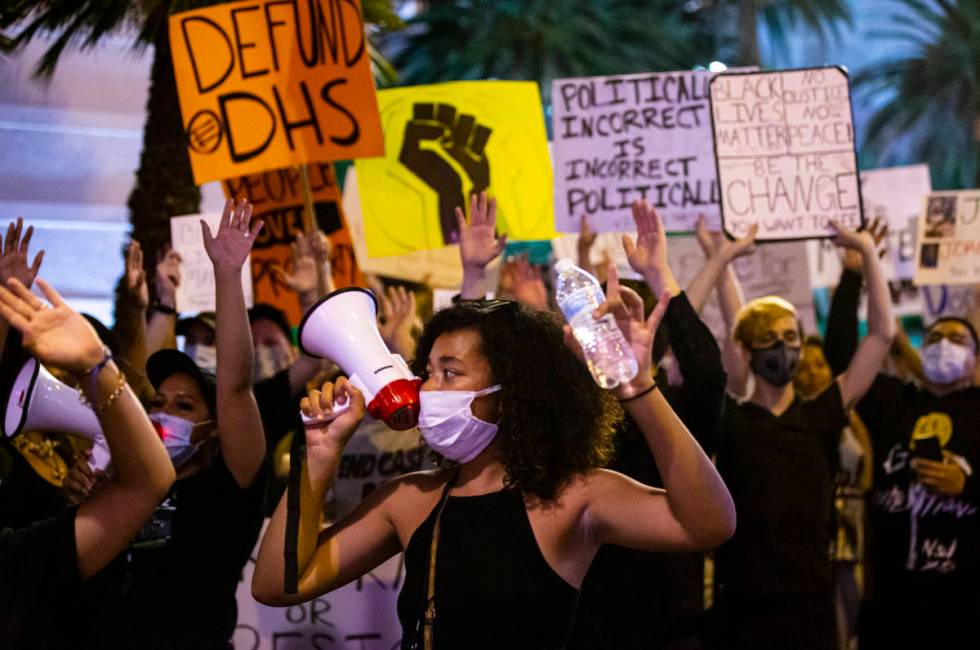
(300, 377, 366, 458)
(0, 277, 104, 374)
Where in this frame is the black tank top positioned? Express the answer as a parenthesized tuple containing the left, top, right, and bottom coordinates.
(397, 485, 579, 649)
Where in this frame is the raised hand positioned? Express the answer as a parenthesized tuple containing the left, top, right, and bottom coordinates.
(155, 246, 182, 308)
(623, 200, 680, 296)
(124, 241, 149, 309)
(201, 199, 264, 275)
(577, 215, 598, 270)
(829, 219, 876, 254)
(0, 217, 44, 289)
(378, 285, 418, 357)
(842, 217, 888, 274)
(457, 191, 507, 271)
(696, 215, 758, 261)
(272, 231, 319, 295)
(503, 255, 549, 311)
(0, 277, 104, 374)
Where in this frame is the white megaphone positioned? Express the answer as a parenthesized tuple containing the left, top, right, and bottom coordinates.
(298, 288, 421, 431)
(3, 358, 111, 472)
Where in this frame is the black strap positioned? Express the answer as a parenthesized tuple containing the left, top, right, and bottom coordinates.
(284, 427, 306, 594)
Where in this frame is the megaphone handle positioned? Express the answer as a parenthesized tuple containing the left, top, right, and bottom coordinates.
(300, 396, 351, 428)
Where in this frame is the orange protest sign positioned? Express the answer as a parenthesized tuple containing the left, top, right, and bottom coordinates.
(223, 163, 364, 326)
(170, 0, 384, 185)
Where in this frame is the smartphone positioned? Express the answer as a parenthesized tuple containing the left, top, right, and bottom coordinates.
(912, 436, 943, 462)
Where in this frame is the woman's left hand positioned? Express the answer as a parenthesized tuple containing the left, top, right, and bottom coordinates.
(563, 263, 670, 398)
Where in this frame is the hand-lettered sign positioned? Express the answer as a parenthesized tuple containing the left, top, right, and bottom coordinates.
(914, 190, 980, 286)
(222, 163, 364, 326)
(170, 213, 254, 313)
(355, 81, 555, 256)
(170, 0, 384, 185)
(710, 67, 863, 241)
(552, 70, 722, 234)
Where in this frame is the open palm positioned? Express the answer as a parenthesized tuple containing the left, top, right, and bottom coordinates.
(201, 199, 264, 273)
(0, 278, 103, 373)
(457, 192, 506, 269)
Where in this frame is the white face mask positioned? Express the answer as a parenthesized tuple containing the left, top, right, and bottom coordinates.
(922, 339, 974, 385)
(418, 385, 502, 463)
(253, 344, 292, 383)
(184, 344, 217, 374)
(149, 412, 214, 467)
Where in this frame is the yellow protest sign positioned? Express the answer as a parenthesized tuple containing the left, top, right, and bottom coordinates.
(223, 163, 364, 326)
(355, 81, 555, 256)
(169, 0, 384, 185)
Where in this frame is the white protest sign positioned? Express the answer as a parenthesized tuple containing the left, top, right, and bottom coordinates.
(914, 190, 980, 286)
(710, 67, 862, 241)
(806, 164, 932, 288)
(170, 213, 253, 313)
(552, 70, 720, 234)
(667, 237, 816, 341)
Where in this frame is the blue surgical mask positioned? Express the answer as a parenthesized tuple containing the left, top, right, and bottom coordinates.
(183, 344, 217, 374)
(148, 412, 214, 467)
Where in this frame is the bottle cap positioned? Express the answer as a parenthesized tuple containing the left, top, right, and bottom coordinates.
(555, 258, 575, 273)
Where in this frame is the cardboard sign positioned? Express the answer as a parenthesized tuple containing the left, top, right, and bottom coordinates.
(169, 0, 384, 185)
(355, 81, 555, 256)
(667, 237, 816, 341)
(170, 213, 254, 313)
(914, 190, 980, 286)
(222, 163, 364, 325)
(710, 67, 862, 241)
(807, 164, 932, 288)
(552, 70, 721, 234)
(342, 167, 467, 288)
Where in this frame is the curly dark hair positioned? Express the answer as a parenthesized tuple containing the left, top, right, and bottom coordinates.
(411, 301, 621, 500)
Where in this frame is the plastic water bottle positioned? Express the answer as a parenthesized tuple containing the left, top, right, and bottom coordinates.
(554, 258, 638, 389)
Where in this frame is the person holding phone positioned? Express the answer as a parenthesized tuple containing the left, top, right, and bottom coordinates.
(853, 316, 980, 647)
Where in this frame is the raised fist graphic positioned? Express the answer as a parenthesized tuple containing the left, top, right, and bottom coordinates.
(399, 103, 492, 244)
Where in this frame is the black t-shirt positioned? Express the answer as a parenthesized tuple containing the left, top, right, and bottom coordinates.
(715, 383, 846, 596)
(56, 455, 266, 650)
(857, 376, 980, 596)
(0, 507, 79, 648)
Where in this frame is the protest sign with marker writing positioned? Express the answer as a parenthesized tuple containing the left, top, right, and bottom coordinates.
(552, 70, 722, 233)
(170, 213, 254, 313)
(914, 190, 980, 286)
(222, 163, 364, 326)
(710, 67, 863, 241)
(169, 0, 383, 185)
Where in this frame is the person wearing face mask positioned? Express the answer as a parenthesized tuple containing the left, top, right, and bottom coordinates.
(843, 315, 980, 647)
(51, 199, 268, 650)
(693, 221, 894, 650)
(252, 255, 737, 649)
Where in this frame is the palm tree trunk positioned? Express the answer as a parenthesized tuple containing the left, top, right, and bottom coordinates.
(123, 22, 201, 310)
(737, 0, 760, 67)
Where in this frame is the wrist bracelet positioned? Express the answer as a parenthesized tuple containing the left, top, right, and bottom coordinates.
(617, 382, 658, 403)
(93, 373, 128, 413)
(80, 347, 113, 381)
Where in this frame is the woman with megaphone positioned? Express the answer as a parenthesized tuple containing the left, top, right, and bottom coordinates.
(253, 256, 736, 649)
(0, 275, 176, 648)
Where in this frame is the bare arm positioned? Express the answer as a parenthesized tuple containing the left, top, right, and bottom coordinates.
(835, 223, 896, 408)
(202, 199, 267, 487)
(458, 192, 506, 300)
(253, 378, 401, 605)
(684, 217, 756, 315)
(145, 247, 182, 355)
(0, 277, 174, 580)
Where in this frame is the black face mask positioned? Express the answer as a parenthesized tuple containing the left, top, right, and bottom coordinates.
(750, 341, 801, 387)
